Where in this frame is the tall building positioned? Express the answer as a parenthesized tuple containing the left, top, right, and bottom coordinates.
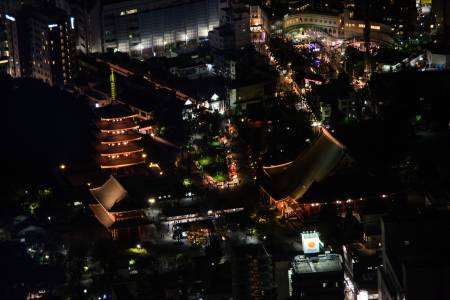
(354, 0, 417, 37)
(14, 4, 76, 86)
(231, 243, 276, 299)
(432, 0, 450, 39)
(378, 212, 450, 300)
(250, 5, 269, 48)
(101, 0, 220, 58)
(0, 11, 20, 77)
(208, 1, 251, 51)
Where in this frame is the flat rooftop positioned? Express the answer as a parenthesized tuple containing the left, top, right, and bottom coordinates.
(292, 253, 342, 274)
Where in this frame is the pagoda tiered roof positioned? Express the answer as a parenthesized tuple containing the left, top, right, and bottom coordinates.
(96, 119, 139, 132)
(96, 103, 137, 120)
(96, 143, 143, 156)
(93, 103, 146, 169)
(97, 132, 142, 144)
(98, 153, 146, 169)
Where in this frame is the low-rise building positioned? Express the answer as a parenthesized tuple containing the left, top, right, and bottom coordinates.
(426, 48, 450, 69)
(290, 253, 345, 300)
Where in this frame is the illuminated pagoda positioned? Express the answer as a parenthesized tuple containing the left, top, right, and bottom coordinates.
(260, 127, 349, 219)
(94, 104, 146, 169)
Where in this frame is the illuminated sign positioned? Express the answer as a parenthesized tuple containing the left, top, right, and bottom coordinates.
(302, 231, 320, 254)
(5, 14, 16, 21)
(70, 17, 75, 29)
(48, 24, 58, 28)
(120, 9, 138, 16)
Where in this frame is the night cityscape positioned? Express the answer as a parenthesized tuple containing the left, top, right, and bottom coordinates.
(1, 0, 450, 299)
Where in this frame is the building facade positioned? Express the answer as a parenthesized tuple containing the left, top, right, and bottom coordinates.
(290, 253, 344, 300)
(231, 243, 276, 299)
(102, 0, 220, 58)
(12, 5, 76, 86)
(208, 1, 251, 51)
(283, 11, 394, 44)
(0, 11, 20, 77)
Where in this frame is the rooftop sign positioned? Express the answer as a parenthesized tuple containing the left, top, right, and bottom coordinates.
(302, 231, 320, 254)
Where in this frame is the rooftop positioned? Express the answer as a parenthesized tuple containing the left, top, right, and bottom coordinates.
(261, 127, 347, 201)
(292, 253, 343, 274)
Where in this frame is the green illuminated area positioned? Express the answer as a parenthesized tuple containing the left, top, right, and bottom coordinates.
(212, 173, 227, 182)
(127, 247, 149, 256)
(198, 156, 212, 167)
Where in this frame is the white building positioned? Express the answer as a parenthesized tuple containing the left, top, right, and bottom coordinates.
(102, 0, 220, 58)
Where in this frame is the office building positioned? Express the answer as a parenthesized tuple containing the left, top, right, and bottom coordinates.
(250, 5, 269, 48)
(14, 4, 75, 86)
(432, 0, 450, 38)
(354, 0, 417, 37)
(102, 0, 220, 58)
(0, 9, 20, 77)
(378, 212, 450, 300)
(290, 253, 345, 300)
(231, 243, 276, 299)
(208, 1, 251, 51)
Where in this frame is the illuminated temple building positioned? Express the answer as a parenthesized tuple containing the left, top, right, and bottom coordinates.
(94, 104, 146, 169)
(89, 176, 149, 240)
(260, 128, 349, 218)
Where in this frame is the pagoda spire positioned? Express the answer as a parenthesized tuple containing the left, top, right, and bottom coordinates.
(110, 68, 117, 103)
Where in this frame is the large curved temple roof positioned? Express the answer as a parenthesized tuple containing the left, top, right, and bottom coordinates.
(262, 128, 347, 202)
(90, 176, 128, 211)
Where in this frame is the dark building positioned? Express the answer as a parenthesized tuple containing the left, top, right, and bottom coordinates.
(290, 253, 345, 300)
(231, 243, 276, 299)
(378, 211, 450, 300)
(0, 7, 20, 77)
(55, 0, 103, 54)
(432, 0, 450, 39)
(343, 243, 379, 299)
(14, 4, 76, 86)
(355, 0, 417, 37)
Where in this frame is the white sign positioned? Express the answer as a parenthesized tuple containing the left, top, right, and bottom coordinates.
(302, 232, 320, 254)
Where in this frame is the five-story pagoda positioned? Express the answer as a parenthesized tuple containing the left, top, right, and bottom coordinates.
(94, 104, 146, 169)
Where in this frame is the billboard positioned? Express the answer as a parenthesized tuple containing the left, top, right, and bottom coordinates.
(302, 232, 320, 254)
